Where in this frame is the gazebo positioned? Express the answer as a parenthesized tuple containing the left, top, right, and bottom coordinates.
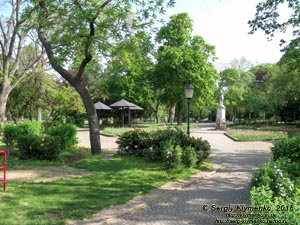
(94, 101, 112, 124)
(110, 99, 143, 127)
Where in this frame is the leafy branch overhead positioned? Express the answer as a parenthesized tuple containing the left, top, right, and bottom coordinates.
(29, 0, 176, 154)
(249, 0, 300, 41)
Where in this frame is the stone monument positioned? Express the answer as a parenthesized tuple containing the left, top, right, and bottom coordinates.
(216, 91, 226, 129)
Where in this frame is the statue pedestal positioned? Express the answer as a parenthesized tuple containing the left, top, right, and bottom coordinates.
(216, 105, 226, 130)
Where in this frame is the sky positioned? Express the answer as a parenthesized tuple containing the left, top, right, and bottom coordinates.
(163, 0, 293, 68)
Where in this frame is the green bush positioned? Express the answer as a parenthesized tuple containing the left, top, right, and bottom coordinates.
(11, 121, 78, 161)
(17, 134, 42, 160)
(15, 120, 42, 136)
(117, 129, 151, 156)
(41, 136, 62, 161)
(181, 136, 211, 165)
(161, 139, 182, 169)
(181, 146, 197, 168)
(45, 123, 78, 151)
(150, 129, 184, 148)
(65, 111, 86, 127)
(287, 130, 300, 138)
(250, 160, 295, 199)
(271, 136, 300, 162)
(117, 128, 211, 169)
(274, 157, 300, 181)
(247, 186, 300, 225)
(3, 125, 18, 153)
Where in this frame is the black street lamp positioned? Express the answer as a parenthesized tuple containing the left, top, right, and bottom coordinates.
(185, 80, 194, 137)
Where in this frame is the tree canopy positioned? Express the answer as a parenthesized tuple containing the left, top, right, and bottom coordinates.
(153, 13, 218, 124)
(28, 0, 175, 154)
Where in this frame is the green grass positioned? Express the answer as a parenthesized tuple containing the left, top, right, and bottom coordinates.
(227, 129, 287, 141)
(0, 152, 208, 225)
(101, 122, 198, 136)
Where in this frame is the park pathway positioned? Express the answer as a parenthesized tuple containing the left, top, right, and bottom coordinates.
(72, 125, 273, 225)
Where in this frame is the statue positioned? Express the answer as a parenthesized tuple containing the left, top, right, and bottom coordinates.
(219, 90, 224, 106)
(216, 89, 226, 129)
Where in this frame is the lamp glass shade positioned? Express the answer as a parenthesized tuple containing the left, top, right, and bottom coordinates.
(185, 83, 194, 99)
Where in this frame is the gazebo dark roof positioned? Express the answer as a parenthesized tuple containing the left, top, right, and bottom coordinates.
(94, 101, 112, 110)
(109, 99, 137, 108)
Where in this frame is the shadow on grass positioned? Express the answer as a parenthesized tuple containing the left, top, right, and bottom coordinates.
(0, 156, 177, 225)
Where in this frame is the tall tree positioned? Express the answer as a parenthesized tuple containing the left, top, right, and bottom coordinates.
(7, 73, 84, 123)
(219, 68, 254, 121)
(153, 13, 218, 125)
(249, 0, 299, 40)
(0, 1, 41, 123)
(249, 1, 300, 120)
(228, 57, 253, 70)
(31, 0, 174, 154)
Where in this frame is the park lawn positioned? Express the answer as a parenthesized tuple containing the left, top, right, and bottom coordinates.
(0, 152, 208, 225)
(101, 122, 198, 136)
(227, 129, 287, 141)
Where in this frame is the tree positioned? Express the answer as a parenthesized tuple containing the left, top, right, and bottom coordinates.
(96, 32, 162, 122)
(249, 0, 299, 40)
(227, 57, 253, 70)
(153, 13, 218, 125)
(270, 60, 300, 121)
(31, 0, 174, 154)
(0, 1, 42, 123)
(243, 64, 278, 121)
(219, 68, 254, 121)
(7, 73, 84, 123)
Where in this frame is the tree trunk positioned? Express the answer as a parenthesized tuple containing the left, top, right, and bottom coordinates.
(154, 101, 160, 123)
(0, 82, 11, 123)
(37, 107, 42, 121)
(74, 83, 101, 155)
(177, 101, 183, 125)
(168, 104, 176, 124)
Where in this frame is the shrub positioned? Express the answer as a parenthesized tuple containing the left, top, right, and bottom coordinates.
(15, 120, 42, 136)
(180, 136, 211, 165)
(45, 123, 78, 151)
(161, 139, 182, 169)
(149, 128, 182, 148)
(17, 134, 42, 160)
(250, 160, 295, 199)
(287, 130, 300, 138)
(274, 157, 300, 181)
(117, 128, 211, 169)
(117, 129, 151, 156)
(271, 136, 300, 162)
(65, 111, 86, 127)
(41, 135, 63, 161)
(3, 125, 18, 153)
(248, 186, 300, 225)
(181, 146, 197, 168)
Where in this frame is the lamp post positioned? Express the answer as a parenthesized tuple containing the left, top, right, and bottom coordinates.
(185, 80, 194, 137)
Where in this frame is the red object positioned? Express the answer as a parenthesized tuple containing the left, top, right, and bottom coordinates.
(0, 150, 6, 192)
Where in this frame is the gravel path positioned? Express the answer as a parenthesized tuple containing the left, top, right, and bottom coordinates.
(71, 126, 273, 225)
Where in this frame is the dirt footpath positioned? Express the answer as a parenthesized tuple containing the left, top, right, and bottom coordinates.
(6, 129, 117, 183)
(6, 166, 92, 183)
